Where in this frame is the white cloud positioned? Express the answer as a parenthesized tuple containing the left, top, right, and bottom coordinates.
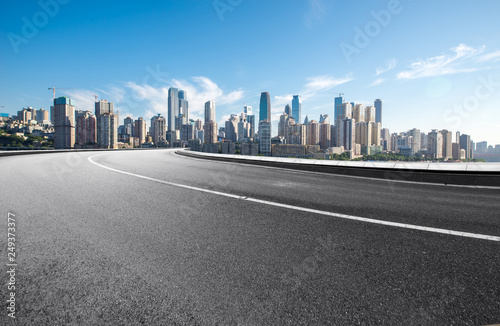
(369, 78, 385, 87)
(475, 50, 500, 63)
(302, 74, 353, 101)
(397, 44, 488, 80)
(65, 89, 97, 111)
(376, 59, 396, 75)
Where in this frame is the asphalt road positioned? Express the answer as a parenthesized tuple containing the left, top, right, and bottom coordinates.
(1, 149, 500, 325)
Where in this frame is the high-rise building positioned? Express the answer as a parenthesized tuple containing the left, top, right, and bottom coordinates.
(374, 99, 382, 124)
(278, 112, 289, 137)
(341, 118, 355, 151)
(53, 97, 75, 149)
(204, 101, 215, 123)
(181, 123, 195, 143)
(409, 128, 421, 154)
(319, 121, 332, 150)
(134, 117, 147, 146)
(292, 95, 301, 123)
(284, 104, 291, 116)
(356, 121, 371, 146)
(259, 92, 271, 123)
(334, 96, 344, 124)
(244, 105, 255, 138)
(476, 141, 488, 153)
(36, 108, 49, 124)
(365, 106, 376, 122)
(440, 129, 453, 160)
(370, 122, 381, 146)
(225, 115, 238, 142)
(352, 104, 365, 124)
(204, 121, 218, 144)
(75, 111, 96, 147)
(95, 100, 113, 116)
(428, 130, 443, 159)
(95, 100, 117, 149)
(259, 119, 271, 155)
(178, 90, 188, 129)
(381, 128, 391, 151)
(124, 117, 134, 137)
(97, 114, 118, 149)
(167, 87, 179, 132)
(238, 113, 251, 141)
(335, 102, 352, 146)
(151, 114, 166, 145)
(307, 120, 320, 146)
(459, 134, 473, 159)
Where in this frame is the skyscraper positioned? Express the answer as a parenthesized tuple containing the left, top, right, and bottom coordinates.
(460, 134, 473, 159)
(177, 90, 188, 129)
(243, 105, 255, 138)
(334, 96, 344, 124)
(151, 114, 166, 146)
(374, 99, 382, 124)
(334, 102, 352, 146)
(97, 114, 118, 149)
(95, 100, 117, 149)
(134, 117, 147, 146)
(341, 118, 355, 151)
(428, 130, 443, 159)
(365, 106, 376, 122)
(204, 101, 215, 123)
(284, 104, 292, 116)
(259, 119, 271, 155)
(259, 92, 271, 122)
(440, 129, 453, 160)
(75, 111, 96, 147)
(292, 95, 301, 123)
(53, 96, 75, 149)
(168, 87, 179, 132)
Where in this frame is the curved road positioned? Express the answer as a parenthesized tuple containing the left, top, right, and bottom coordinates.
(2, 149, 500, 325)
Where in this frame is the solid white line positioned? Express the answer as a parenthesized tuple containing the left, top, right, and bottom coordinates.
(88, 154, 500, 242)
(174, 150, 500, 190)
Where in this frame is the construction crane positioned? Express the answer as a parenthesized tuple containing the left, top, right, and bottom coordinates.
(48, 87, 75, 99)
(91, 93, 99, 102)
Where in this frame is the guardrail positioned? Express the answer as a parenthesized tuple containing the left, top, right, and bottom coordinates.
(177, 150, 500, 188)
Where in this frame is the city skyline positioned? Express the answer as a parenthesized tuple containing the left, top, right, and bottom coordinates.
(1, 1, 500, 144)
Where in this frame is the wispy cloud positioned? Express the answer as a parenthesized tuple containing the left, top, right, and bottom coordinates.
(304, 0, 327, 29)
(368, 78, 385, 87)
(272, 74, 353, 115)
(376, 59, 396, 75)
(396, 44, 495, 80)
(475, 50, 500, 63)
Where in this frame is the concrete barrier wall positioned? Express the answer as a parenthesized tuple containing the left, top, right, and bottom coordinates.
(177, 150, 500, 188)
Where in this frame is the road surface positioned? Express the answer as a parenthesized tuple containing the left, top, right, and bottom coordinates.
(1, 149, 499, 325)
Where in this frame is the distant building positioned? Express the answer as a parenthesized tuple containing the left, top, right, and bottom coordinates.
(292, 95, 301, 124)
(97, 114, 118, 149)
(151, 114, 166, 146)
(53, 97, 75, 149)
(134, 117, 147, 147)
(374, 99, 382, 124)
(259, 92, 271, 122)
(259, 119, 271, 155)
(75, 111, 96, 147)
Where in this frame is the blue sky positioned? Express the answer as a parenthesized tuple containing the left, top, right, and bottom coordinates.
(1, 0, 500, 144)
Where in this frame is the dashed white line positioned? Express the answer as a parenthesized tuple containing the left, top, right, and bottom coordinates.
(88, 153, 500, 242)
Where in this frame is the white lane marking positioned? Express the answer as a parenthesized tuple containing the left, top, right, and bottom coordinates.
(88, 154, 500, 242)
(174, 151, 500, 190)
